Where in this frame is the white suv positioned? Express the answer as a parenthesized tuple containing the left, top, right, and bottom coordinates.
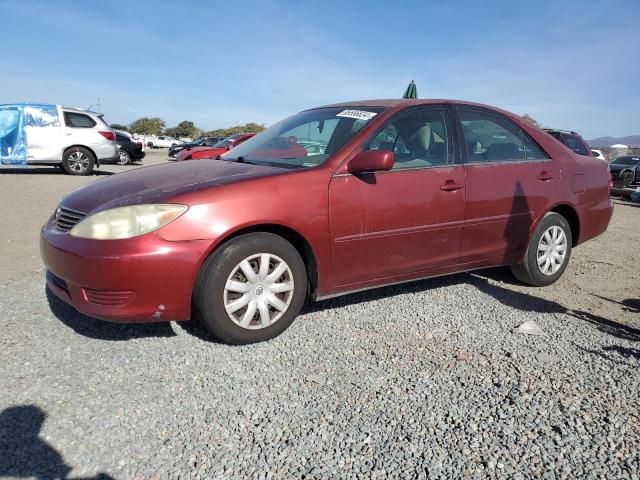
(0, 103, 118, 175)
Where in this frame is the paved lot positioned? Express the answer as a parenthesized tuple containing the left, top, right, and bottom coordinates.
(1, 151, 638, 479)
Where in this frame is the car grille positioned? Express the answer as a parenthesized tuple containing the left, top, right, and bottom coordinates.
(56, 205, 86, 232)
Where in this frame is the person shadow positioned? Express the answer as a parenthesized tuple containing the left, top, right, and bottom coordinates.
(0, 405, 114, 479)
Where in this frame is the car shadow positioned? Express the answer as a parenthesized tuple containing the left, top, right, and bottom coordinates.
(46, 287, 176, 341)
(0, 405, 114, 479)
(0, 167, 113, 175)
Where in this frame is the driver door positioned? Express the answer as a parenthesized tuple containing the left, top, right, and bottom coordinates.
(328, 106, 466, 287)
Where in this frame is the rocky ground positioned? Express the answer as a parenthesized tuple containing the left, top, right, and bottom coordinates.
(0, 151, 638, 479)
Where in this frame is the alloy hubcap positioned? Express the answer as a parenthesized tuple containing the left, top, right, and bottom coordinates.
(68, 152, 89, 172)
(537, 225, 567, 276)
(118, 151, 129, 164)
(223, 253, 294, 330)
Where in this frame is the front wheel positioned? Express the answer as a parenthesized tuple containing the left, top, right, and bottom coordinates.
(511, 212, 572, 286)
(62, 147, 95, 175)
(194, 233, 307, 345)
(622, 171, 634, 187)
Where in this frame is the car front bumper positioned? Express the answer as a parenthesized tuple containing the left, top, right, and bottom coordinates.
(40, 216, 211, 323)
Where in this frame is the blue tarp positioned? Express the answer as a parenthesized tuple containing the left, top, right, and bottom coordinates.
(0, 102, 60, 166)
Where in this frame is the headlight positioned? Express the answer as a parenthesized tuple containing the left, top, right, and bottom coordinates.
(69, 204, 188, 240)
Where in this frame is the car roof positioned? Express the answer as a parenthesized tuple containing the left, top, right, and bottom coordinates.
(311, 99, 528, 123)
(544, 128, 579, 135)
(61, 106, 102, 116)
(316, 98, 509, 110)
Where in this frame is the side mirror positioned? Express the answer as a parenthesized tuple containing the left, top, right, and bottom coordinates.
(348, 150, 395, 174)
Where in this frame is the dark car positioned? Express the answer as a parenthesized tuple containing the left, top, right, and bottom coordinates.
(115, 132, 145, 165)
(41, 99, 612, 345)
(544, 129, 593, 156)
(609, 156, 639, 186)
(169, 137, 223, 158)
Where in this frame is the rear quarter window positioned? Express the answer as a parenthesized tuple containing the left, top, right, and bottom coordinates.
(64, 112, 97, 128)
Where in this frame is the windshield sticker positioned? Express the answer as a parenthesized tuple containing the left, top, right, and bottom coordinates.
(336, 110, 377, 121)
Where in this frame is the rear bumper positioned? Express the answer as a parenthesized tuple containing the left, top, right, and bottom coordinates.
(40, 217, 212, 322)
(575, 198, 613, 245)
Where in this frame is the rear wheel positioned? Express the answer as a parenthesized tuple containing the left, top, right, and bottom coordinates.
(194, 233, 307, 345)
(62, 147, 95, 175)
(117, 149, 131, 165)
(511, 212, 572, 286)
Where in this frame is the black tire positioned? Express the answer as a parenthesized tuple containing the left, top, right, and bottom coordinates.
(194, 233, 307, 345)
(147, 142, 154, 148)
(61, 147, 95, 176)
(117, 149, 131, 165)
(511, 212, 572, 287)
(622, 170, 634, 187)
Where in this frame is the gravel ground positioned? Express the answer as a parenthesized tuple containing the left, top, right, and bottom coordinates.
(1, 151, 639, 479)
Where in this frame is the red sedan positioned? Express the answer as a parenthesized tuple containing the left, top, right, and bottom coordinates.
(175, 133, 255, 161)
(41, 99, 613, 344)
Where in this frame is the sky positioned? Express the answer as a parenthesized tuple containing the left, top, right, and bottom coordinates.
(1, 0, 638, 139)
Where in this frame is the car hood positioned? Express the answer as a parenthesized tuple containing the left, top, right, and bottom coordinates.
(61, 160, 284, 214)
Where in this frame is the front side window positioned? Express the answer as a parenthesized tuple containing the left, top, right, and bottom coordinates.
(459, 109, 547, 162)
(64, 112, 96, 128)
(223, 107, 383, 169)
(364, 107, 451, 170)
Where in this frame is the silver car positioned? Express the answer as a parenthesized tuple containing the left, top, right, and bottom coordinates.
(0, 103, 118, 175)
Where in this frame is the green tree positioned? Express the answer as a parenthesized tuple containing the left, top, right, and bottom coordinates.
(166, 120, 198, 139)
(109, 123, 129, 132)
(521, 114, 540, 128)
(201, 122, 266, 138)
(129, 117, 165, 136)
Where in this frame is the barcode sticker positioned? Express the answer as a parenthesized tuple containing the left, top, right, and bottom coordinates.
(336, 110, 377, 121)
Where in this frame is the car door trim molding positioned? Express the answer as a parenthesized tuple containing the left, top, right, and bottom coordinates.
(334, 218, 465, 243)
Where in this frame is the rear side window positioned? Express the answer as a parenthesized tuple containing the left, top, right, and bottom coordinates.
(459, 108, 548, 162)
(64, 112, 96, 128)
(562, 134, 590, 156)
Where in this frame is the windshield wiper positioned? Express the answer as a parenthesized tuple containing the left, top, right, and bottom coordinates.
(222, 155, 256, 164)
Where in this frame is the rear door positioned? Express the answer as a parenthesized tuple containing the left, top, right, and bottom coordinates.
(63, 111, 100, 150)
(328, 105, 466, 287)
(456, 107, 559, 264)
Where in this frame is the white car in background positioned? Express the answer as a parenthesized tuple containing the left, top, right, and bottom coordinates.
(591, 149, 606, 161)
(145, 135, 184, 149)
(0, 103, 118, 175)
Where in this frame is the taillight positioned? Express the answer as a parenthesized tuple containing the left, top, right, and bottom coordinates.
(99, 131, 116, 141)
(607, 170, 613, 188)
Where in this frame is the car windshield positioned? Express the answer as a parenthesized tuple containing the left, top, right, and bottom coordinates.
(612, 157, 639, 165)
(212, 135, 243, 148)
(224, 107, 383, 168)
(193, 138, 207, 145)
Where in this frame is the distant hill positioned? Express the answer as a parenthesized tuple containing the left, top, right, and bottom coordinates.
(588, 135, 640, 148)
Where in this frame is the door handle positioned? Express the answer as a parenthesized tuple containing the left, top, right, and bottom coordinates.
(440, 180, 464, 192)
(537, 171, 554, 181)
